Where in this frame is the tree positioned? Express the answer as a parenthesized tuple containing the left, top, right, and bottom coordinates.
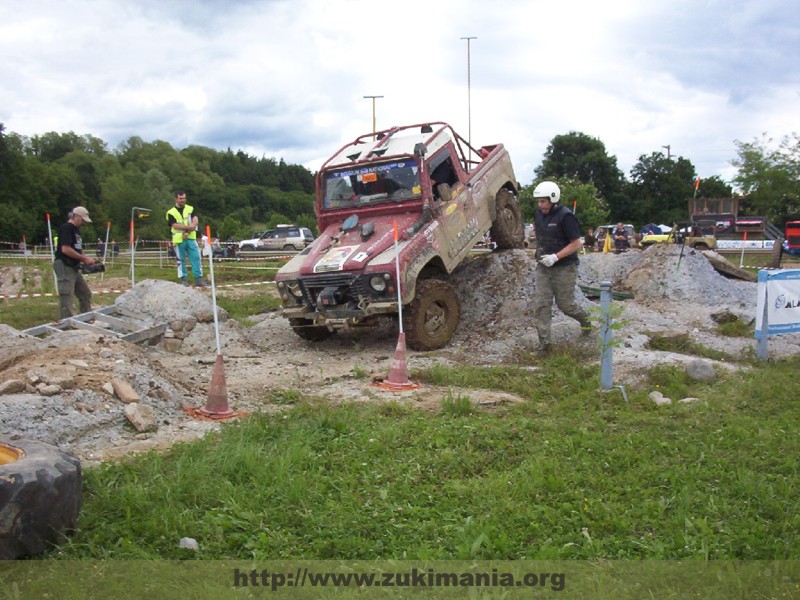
(535, 132, 626, 206)
(731, 133, 800, 225)
(626, 152, 697, 224)
(695, 175, 732, 200)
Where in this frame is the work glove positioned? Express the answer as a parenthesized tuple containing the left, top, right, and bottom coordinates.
(539, 254, 559, 267)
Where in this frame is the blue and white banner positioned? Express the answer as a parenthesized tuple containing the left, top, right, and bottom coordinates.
(755, 269, 800, 339)
(717, 240, 776, 250)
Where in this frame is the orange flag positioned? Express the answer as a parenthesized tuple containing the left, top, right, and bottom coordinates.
(393, 220, 399, 242)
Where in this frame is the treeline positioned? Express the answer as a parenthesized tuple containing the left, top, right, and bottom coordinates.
(0, 124, 316, 246)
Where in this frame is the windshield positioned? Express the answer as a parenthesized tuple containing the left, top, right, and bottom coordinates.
(322, 160, 421, 209)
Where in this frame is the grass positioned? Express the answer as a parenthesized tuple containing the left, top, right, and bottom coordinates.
(645, 333, 731, 361)
(52, 351, 800, 561)
(0, 255, 283, 329)
(3, 253, 797, 562)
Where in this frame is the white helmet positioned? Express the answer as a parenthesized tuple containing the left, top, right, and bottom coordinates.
(533, 181, 560, 204)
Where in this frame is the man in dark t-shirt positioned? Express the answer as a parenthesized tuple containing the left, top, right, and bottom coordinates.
(53, 206, 95, 319)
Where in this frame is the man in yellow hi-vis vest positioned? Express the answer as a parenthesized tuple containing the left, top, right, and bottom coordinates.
(166, 190, 206, 287)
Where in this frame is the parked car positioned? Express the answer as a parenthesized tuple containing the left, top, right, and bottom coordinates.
(239, 226, 315, 251)
(639, 221, 716, 251)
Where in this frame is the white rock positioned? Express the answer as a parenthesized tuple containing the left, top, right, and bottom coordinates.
(178, 537, 199, 551)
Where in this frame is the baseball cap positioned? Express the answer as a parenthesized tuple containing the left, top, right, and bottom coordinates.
(72, 206, 92, 222)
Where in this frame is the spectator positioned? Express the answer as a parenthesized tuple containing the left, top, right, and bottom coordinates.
(111, 240, 120, 257)
(53, 206, 95, 319)
(583, 227, 597, 252)
(612, 222, 629, 253)
(96, 238, 105, 259)
(165, 190, 207, 287)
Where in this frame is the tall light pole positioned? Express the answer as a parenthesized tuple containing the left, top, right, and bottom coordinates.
(363, 95, 384, 135)
(662, 144, 671, 160)
(460, 36, 477, 146)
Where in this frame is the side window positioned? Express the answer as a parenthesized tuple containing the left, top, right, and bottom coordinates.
(430, 155, 458, 188)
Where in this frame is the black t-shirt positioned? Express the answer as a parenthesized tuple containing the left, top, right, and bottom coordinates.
(55, 222, 83, 268)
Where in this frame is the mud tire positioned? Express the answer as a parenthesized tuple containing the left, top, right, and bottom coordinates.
(0, 438, 82, 559)
(289, 318, 335, 342)
(403, 279, 460, 351)
(490, 188, 525, 249)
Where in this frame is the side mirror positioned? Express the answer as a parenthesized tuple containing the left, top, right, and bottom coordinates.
(360, 221, 375, 241)
(341, 214, 359, 232)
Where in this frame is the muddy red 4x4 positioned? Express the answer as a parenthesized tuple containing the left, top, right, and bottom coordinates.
(275, 122, 524, 350)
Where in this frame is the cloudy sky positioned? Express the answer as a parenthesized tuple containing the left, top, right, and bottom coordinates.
(2, 0, 798, 186)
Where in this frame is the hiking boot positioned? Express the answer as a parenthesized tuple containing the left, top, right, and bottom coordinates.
(194, 278, 208, 288)
(181, 277, 190, 287)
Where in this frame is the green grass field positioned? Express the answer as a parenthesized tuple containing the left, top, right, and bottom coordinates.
(2, 253, 798, 562)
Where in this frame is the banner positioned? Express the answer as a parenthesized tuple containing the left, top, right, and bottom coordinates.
(755, 269, 800, 339)
(717, 240, 775, 250)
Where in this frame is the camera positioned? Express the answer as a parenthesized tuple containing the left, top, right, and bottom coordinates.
(80, 262, 106, 274)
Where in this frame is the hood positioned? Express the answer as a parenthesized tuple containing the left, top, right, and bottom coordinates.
(294, 213, 422, 276)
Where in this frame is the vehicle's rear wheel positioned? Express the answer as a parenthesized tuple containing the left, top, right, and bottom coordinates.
(289, 318, 335, 342)
(692, 243, 709, 250)
(282, 245, 296, 251)
(490, 188, 525, 249)
(404, 279, 460, 351)
(0, 439, 82, 559)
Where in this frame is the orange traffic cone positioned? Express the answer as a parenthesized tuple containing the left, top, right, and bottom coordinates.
(373, 332, 420, 391)
(185, 354, 242, 420)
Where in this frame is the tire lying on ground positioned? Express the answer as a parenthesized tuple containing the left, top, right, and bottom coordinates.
(0, 438, 82, 559)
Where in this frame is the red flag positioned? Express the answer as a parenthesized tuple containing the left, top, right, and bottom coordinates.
(393, 220, 398, 242)
(694, 176, 700, 191)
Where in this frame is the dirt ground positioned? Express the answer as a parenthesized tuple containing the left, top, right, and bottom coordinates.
(1, 245, 799, 465)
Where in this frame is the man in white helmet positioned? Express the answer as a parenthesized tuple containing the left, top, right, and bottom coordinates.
(532, 181, 591, 354)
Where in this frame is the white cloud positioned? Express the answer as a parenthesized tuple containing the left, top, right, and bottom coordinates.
(1, 0, 798, 186)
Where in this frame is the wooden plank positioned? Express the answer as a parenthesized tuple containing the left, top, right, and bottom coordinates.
(121, 323, 168, 344)
(704, 253, 757, 282)
(69, 320, 117, 335)
(92, 312, 141, 332)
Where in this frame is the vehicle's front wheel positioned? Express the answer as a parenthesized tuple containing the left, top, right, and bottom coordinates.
(289, 318, 335, 342)
(240, 245, 255, 251)
(403, 279, 460, 351)
(490, 188, 525, 249)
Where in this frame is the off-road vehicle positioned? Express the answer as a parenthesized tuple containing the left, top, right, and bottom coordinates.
(239, 225, 314, 251)
(640, 221, 716, 250)
(274, 122, 524, 350)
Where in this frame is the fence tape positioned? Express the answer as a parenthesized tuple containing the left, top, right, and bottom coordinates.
(0, 279, 276, 301)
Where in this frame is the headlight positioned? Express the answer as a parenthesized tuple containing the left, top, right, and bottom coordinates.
(369, 275, 387, 292)
(287, 282, 303, 298)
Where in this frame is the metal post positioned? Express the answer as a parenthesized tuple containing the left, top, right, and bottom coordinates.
(662, 144, 671, 160)
(363, 95, 384, 135)
(461, 36, 476, 146)
(600, 280, 614, 390)
(757, 275, 769, 360)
